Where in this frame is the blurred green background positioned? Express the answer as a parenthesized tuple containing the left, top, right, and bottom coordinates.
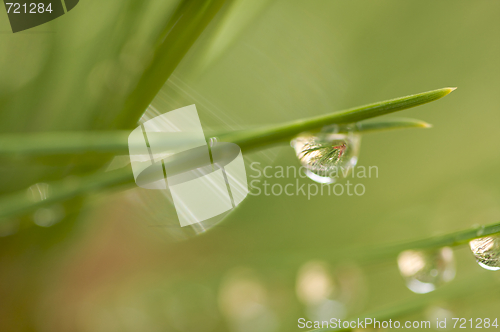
(1, 0, 500, 331)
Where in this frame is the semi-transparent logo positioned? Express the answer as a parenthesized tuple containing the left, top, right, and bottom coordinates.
(128, 105, 248, 227)
(3, 0, 79, 33)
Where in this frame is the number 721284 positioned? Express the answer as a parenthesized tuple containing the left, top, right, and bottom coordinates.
(5, 3, 53, 14)
(452, 318, 498, 329)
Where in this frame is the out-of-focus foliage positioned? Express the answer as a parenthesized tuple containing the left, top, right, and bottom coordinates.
(1, 1, 500, 331)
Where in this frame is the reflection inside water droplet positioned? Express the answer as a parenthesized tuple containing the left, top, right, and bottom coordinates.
(469, 235, 500, 271)
(291, 125, 360, 184)
(397, 247, 455, 294)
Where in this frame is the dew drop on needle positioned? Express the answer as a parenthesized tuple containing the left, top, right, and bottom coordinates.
(291, 125, 360, 184)
(469, 235, 500, 271)
(397, 247, 455, 294)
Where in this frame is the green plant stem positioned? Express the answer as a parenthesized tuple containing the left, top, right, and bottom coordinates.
(358, 221, 500, 263)
(0, 131, 130, 156)
(114, 0, 227, 129)
(288, 221, 500, 269)
(0, 88, 453, 220)
(219, 87, 454, 151)
(0, 88, 448, 157)
(310, 274, 495, 332)
(0, 118, 429, 157)
(0, 167, 134, 221)
(229, 220, 500, 272)
(350, 117, 431, 133)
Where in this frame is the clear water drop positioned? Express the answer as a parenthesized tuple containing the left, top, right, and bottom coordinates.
(295, 261, 365, 321)
(291, 125, 360, 184)
(425, 306, 454, 325)
(469, 235, 500, 271)
(33, 204, 65, 227)
(26, 182, 50, 202)
(219, 268, 279, 332)
(296, 261, 335, 306)
(397, 247, 455, 294)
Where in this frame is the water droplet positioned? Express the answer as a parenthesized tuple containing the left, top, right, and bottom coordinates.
(425, 306, 454, 326)
(33, 204, 65, 227)
(397, 247, 455, 294)
(469, 235, 500, 271)
(291, 125, 360, 184)
(296, 261, 335, 306)
(295, 261, 365, 321)
(219, 268, 279, 332)
(26, 182, 50, 202)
